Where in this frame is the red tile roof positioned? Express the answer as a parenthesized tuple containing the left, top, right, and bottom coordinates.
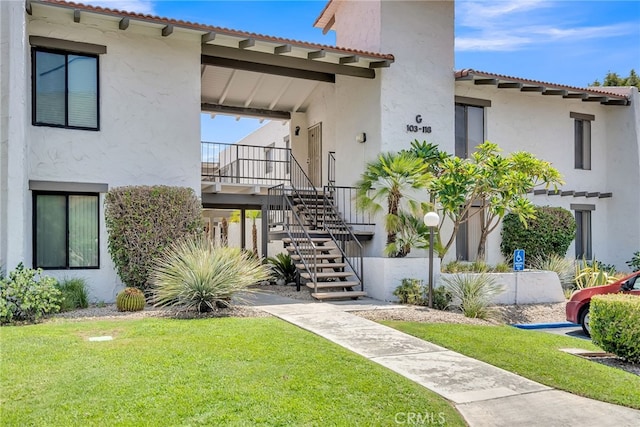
(456, 69, 630, 100)
(38, 0, 394, 61)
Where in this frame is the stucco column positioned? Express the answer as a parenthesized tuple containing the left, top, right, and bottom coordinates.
(0, 1, 30, 270)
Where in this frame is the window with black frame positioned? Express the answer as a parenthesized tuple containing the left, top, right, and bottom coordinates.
(33, 192, 100, 269)
(32, 48, 99, 130)
(571, 112, 594, 170)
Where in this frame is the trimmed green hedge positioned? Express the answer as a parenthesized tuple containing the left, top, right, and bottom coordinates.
(104, 186, 203, 291)
(591, 294, 640, 363)
(500, 206, 575, 263)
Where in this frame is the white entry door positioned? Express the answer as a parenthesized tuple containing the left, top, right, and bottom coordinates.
(307, 123, 322, 187)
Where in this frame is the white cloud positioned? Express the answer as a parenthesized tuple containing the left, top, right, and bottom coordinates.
(455, 0, 638, 52)
(81, 0, 156, 15)
(458, 0, 549, 26)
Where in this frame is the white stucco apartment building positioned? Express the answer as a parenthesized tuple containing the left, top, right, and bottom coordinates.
(1, 0, 639, 301)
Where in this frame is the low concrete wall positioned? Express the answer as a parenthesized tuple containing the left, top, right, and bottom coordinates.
(363, 257, 441, 302)
(440, 271, 565, 305)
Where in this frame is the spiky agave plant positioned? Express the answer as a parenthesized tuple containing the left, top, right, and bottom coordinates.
(442, 273, 504, 320)
(150, 237, 272, 312)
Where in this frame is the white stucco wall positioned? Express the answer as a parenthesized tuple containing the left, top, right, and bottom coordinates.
(454, 83, 640, 269)
(236, 120, 289, 148)
(19, 7, 202, 301)
(330, 0, 455, 257)
(0, 1, 30, 273)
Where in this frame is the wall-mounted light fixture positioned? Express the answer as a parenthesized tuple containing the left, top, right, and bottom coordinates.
(294, 126, 300, 136)
(355, 132, 367, 143)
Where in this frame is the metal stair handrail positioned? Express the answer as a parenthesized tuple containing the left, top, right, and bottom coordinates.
(289, 154, 319, 229)
(322, 182, 364, 291)
(267, 184, 318, 292)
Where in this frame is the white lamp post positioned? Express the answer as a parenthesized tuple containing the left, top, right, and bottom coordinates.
(423, 211, 440, 308)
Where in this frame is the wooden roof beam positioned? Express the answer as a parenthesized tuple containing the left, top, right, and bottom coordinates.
(162, 24, 174, 37)
(119, 17, 130, 30)
(308, 50, 326, 60)
(543, 89, 568, 96)
(201, 32, 216, 43)
(521, 86, 545, 92)
(474, 78, 497, 85)
(497, 82, 523, 89)
(239, 38, 255, 49)
(274, 44, 292, 55)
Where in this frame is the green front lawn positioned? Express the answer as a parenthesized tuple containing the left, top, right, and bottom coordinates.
(1, 317, 465, 426)
(384, 322, 640, 410)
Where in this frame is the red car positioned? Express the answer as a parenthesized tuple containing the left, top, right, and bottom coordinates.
(566, 270, 640, 336)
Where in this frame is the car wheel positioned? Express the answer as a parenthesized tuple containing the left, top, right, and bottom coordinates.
(580, 305, 591, 337)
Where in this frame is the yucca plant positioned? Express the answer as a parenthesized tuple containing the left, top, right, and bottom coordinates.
(116, 287, 145, 312)
(442, 273, 504, 320)
(151, 237, 272, 312)
(267, 253, 297, 284)
(530, 254, 575, 286)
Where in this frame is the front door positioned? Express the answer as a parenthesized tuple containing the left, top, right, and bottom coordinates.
(307, 123, 322, 187)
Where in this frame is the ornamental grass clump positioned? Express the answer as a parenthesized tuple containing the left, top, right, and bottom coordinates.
(442, 273, 503, 320)
(57, 278, 89, 312)
(151, 237, 272, 312)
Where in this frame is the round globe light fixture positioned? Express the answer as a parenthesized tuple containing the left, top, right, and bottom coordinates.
(423, 211, 439, 227)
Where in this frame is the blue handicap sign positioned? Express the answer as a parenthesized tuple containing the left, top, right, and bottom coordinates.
(513, 249, 525, 271)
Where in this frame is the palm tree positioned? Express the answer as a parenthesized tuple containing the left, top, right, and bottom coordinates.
(229, 210, 261, 256)
(356, 151, 431, 257)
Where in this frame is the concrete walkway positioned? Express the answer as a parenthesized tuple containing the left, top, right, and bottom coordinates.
(245, 292, 640, 427)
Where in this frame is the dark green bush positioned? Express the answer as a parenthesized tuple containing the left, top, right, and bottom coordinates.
(393, 278, 452, 310)
(57, 278, 89, 312)
(500, 206, 576, 263)
(104, 186, 203, 291)
(590, 294, 640, 364)
(393, 278, 423, 305)
(267, 253, 297, 284)
(627, 251, 640, 272)
(0, 263, 61, 324)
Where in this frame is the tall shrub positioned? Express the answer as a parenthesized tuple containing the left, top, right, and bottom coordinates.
(590, 294, 640, 363)
(104, 186, 203, 291)
(500, 206, 575, 263)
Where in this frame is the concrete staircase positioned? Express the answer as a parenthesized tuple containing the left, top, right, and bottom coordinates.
(269, 187, 365, 301)
(283, 236, 365, 300)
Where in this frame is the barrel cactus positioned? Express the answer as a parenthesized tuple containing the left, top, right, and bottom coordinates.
(116, 287, 146, 312)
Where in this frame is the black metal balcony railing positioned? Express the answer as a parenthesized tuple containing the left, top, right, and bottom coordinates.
(201, 141, 290, 186)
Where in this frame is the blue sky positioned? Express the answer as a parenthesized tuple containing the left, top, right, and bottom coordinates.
(89, 1, 640, 142)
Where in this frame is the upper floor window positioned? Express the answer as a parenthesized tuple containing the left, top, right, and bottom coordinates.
(455, 97, 489, 261)
(571, 112, 594, 170)
(455, 97, 490, 159)
(33, 192, 100, 269)
(32, 48, 99, 130)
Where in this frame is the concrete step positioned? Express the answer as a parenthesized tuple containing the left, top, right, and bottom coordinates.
(282, 237, 332, 244)
(300, 272, 354, 280)
(286, 245, 336, 253)
(290, 254, 343, 261)
(295, 262, 347, 269)
(311, 291, 367, 300)
(305, 281, 360, 290)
